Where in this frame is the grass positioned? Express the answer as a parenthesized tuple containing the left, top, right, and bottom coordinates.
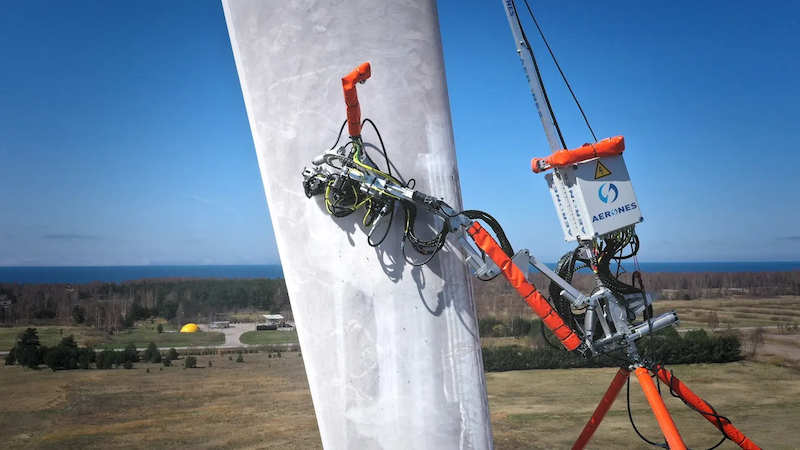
(1, 355, 795, 449)
(239, 330, 298, 345)
(99, 323, 224, 349)
(486, 362, 800, 449)
(0, 351, 320, 449)
(0, 323, 225, 350)
(653, 296, 800, 329)
(481, 336, 536, 349)
(0, 326, 98, 350)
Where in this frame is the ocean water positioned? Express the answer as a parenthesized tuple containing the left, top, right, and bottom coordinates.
(0, 265, 284, 285)
(0, 262, 797, 285)
(631, 261, 800, 273)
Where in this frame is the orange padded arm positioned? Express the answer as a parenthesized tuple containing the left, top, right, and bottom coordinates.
(467, 222, 581, 351)
(531, 135, 625, 173)
(342, 62, 372, 138)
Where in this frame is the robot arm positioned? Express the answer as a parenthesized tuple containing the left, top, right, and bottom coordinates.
(303, 77, 677, 359)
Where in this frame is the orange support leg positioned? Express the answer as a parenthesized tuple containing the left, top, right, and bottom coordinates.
(635, 367, 686, 450)
(572, 368, 631, 450)
(654, 367, 761, 450)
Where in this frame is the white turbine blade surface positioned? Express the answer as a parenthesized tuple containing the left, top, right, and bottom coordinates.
(223, 1, 493, 448)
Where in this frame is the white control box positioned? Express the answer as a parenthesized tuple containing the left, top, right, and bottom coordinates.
(545, 154, 642, 242)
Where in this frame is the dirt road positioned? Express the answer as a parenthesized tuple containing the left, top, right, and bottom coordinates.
(198, 322, 255, 348)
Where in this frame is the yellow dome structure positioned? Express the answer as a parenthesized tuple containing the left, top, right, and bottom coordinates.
(180, 323, 200, 333)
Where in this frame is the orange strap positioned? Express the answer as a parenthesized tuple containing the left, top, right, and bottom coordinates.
(636, 367, 687, 450)
(654, 367, 761, 450)
(342, 62, 371, 138)
(531, 135, 625, 173)
(467, 222, 581, 351)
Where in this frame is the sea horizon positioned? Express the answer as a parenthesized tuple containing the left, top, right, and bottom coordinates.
(0, 262, 799, 285)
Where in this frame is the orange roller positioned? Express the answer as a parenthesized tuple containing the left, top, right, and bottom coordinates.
(342, 62, 372, 138)
(531, 135, 625, 173)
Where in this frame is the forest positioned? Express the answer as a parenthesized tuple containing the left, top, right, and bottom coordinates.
(472, 270, 800, 319)
(0, 270, 797, 332)
(0, 278, 289, 332)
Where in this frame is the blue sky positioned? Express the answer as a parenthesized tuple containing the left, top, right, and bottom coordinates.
(1, 1, 798, 266)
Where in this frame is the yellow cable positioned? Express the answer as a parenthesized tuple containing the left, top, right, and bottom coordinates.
(362, 200, 373, 227)
(325, 181, 334, 214)
(353, 142, 403, 186)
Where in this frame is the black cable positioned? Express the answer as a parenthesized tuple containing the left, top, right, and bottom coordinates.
(367, 202, 395, 248)
(627, 377, 668, 448)
(596, 234, 641, 295)
(401, 238, 443, 267)
(660, 367, 731, 450)
(318, 118, 451, 265)
(362, 118, 393, 177)
(459, 209, 514, 281)
(631, 267, 659, 371)
(509, 0, 568, 150)
(329, 120, 348, 150)
(462, 210, 514, 257)
(400, 201, 450, 266)
(360, 118, 447, 258)
(612, 234, 640, 260)
(359, 118, 396, 248)
(548, 248, 593, 342)
(521, 0, 598, 142)
(539, 319, 561, 349)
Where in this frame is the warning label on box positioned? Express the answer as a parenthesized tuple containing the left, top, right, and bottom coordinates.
(595, 161, 612, 179)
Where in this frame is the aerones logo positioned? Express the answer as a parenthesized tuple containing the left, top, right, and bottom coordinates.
(598, 183, 619, 204)
(506, 0, 515, 16)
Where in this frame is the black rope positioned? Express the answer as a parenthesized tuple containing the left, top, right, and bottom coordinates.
(521, 0, 598, 142)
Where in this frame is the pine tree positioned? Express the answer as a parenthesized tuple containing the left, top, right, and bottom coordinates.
(167, 347, 179, 361)
(143, 342, 158, 362)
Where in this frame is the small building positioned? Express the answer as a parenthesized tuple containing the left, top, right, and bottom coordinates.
(257, 314, 285, 331)
(262, 314, 284, 325)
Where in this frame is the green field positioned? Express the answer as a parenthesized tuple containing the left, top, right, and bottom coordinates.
(486, 362, 798, 449)
(1, 353, 795, 449)
(99, 323, 225, 349)
(0, 326, 99, 350)
(0, 324, 225, 350)
(239, 330, 299, 345)
(654, 296, 800, 329)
